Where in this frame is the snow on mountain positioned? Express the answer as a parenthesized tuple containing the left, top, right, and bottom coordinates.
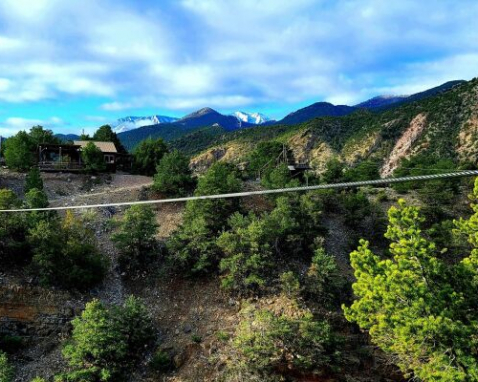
(233, 111, 270, 125)
(113, 115, 179, 133)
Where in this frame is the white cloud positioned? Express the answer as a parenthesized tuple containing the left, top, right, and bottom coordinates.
(0, 117, 65, 136)
(0, 0, 477, 119)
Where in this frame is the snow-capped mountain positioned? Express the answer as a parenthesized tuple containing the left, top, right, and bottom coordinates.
(113, 115, 179, 133)
(233, 111, 270, 125)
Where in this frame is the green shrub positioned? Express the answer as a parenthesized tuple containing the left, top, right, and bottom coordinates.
(191, 334, 202, 344)
(343, 159, 381, 182)
(321, 158, 345, 184)
(216, 331, 230, 342)
(112, 205, 159, 272)
(218, 195, 326, 295)
(153, 150, 195, 196)
(0, 350, 14, 382)
(29, 211, 107, 289)
(233, 301, 335, 374)
(279, 271, 301, 297)
(217, 213, 272, 295)
(167, 217, 221, 274)
(246, 141, 284, 177)
(150, 349, 173, 372)
(81, 142, 106, 173)
(261, 163, 300, 190)
(304, 247, 344, 304)
(25, 188, 49, 209)
(60, 296, 154, 382)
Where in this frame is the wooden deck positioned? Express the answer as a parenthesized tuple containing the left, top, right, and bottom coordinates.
(38, 161, 84, 172)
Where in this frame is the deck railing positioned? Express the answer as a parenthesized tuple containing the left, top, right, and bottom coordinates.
(38, 161, 84, 171)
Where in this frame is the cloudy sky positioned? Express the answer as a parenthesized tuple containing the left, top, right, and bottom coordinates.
(0, 0, 477, 135)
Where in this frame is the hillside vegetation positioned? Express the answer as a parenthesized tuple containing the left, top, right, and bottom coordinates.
(179, 78, 477, 175)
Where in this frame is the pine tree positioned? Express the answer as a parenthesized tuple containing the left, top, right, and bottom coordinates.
(343, 187, 478, 381)
(25, 167, 44, 193)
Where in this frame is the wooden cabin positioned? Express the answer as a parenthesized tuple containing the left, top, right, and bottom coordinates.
(38, 141, 131, 172)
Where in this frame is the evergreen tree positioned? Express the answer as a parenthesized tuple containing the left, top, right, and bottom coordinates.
(93, 125, 126, 153)
(233, 300, 335, 374)
(81, 142, 106, 173)
(132, 137, 168, 176)
(29, 211, 107, 289)
(153, 150, 195, 196)
(167, 162, 242, 273)
(59, 297, 154, 381)
(3, 131, 35, 171)
(344, 187, 478, 381)
(25, 167, 44, 193)
(112, 205, 159, 272)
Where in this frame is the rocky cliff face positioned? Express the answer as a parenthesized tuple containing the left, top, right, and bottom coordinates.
(0, 283, 78, 337)
(381, 113, 428, 177)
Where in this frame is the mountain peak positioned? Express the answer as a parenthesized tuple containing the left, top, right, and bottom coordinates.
(182, 107, 219, 120)
(113, 115, 179, 133)
(233, 111, 271, 125)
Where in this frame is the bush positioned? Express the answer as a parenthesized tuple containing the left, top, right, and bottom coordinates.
(112, 205, 159, 272)
(25, 167, 44, 193)
(218, 195, 326, 295)
(279, 271, 300, 298)
(150, 349, 173, 372)
(153, 150, 195, 196)
(167, 217, 221, 274)
(60, 296, 154, 382)
(81, 142, 106, 173)
(133, 137, 168, 176)
(233, 301, 335, 374)
(0, 351, 14, 382)
(29, 211, 107, 289)
(25, 188, 49, 209)
(261, 163, 300, 190)
(304, 247, 344, 304)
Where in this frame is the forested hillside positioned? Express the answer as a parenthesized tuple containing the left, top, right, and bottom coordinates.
(182, 78, 478, 175)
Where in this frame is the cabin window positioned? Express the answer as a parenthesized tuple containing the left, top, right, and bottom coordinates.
(104, 155, 115, 164)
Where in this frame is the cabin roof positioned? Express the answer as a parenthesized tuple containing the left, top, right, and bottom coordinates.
(73, 141, 118, 153)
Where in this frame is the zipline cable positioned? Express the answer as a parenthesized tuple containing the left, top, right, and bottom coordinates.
(1, 170, 477, 213)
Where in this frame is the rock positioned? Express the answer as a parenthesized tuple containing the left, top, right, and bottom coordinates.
(183, 324, 192, 333)
(175, 329, 180, 335)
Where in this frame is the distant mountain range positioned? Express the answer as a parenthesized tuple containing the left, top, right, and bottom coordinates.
(56, 80, 466, 151)
(276, 80, 465, 125)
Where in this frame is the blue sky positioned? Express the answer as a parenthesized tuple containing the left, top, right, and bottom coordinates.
(0, 0, 477, 136)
